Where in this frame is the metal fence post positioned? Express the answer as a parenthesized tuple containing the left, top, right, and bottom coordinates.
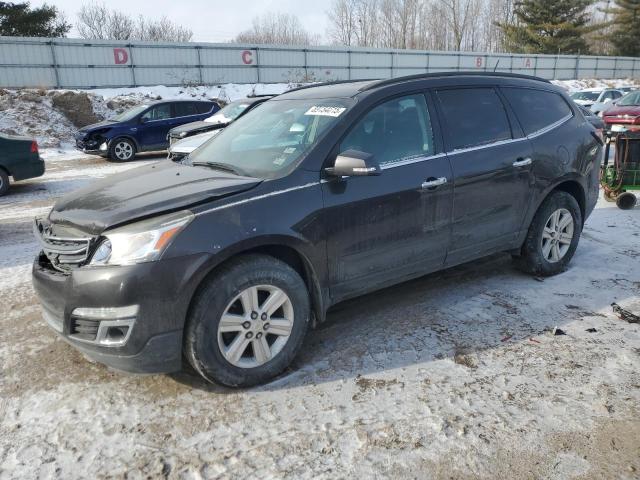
(613, 57, 618, 79)
(425, 52, 430, 73)
(255, 46, 261, 83)
(574, 54, 580, 80)
(390, 51, 394, 78)
(48, 41, 60, 89)
(553, 54, 558, 80)
(127, 44, 137, 87)
(347, 49, 351, 80)
(196, 45, 203, 85)
(303, 48, 308, 80)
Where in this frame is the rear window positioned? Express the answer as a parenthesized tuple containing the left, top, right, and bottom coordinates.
(502, 88, 572, 136)
(437, 88, 512, 150)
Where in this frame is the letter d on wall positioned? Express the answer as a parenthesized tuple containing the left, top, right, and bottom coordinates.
(113, 48, 129, 65)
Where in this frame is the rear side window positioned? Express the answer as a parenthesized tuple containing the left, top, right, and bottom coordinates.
(174, 102, 199, 117)
(502, 88, 573, 136)
(340, 94, 435, 167)
(196, 102, 214, 114)
(437, 88, 512, 150)
(141, 104, 171, 121)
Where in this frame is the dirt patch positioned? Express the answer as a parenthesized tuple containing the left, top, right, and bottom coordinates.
(51, 91, 101, 128)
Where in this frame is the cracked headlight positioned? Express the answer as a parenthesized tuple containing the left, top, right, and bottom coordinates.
(89, 210, 194, 266)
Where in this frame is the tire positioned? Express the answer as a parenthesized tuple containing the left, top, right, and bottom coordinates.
(514, 191, 582, 276)
(0, 169, 9, 196)
(616, 192, 637, 210)
(184, 254, 310, 387)
(108, 138, 136, 161)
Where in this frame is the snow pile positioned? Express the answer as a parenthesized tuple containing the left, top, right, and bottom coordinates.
(553, 78, 640, 92)
(0, 83, 290, 159)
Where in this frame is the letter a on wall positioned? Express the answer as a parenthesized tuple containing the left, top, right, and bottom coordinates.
(113, 48, 129, 65)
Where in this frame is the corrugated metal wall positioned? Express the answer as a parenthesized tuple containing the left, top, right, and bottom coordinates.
(1, 36, 638, 89)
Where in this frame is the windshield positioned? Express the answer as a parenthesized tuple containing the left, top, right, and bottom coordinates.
(110, 104, 149, 122)
(617, 91, 640, 106)
(188, 98, 352, 179)
(205, 101, 252, 124)
(570, 91, 600, 101)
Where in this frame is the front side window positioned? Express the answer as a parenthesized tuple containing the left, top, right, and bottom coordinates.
(437, 88, 512, 150)
(188, 98, 352, 179)
(502, 87, 573, 136)
(340, 94, 435, 167)
(142, 104, 171, 122)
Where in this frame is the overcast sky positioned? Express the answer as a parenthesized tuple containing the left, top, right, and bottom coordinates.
(30, 0, 331, 43)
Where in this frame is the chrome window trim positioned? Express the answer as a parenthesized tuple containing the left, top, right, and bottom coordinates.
(526, 113, 573, 140)
(380, 152, 447, 170)
(447, 137, 527, 156)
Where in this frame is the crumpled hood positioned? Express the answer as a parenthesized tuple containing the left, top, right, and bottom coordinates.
(49, 161, 261, 235)
(78, 120, 116, 133)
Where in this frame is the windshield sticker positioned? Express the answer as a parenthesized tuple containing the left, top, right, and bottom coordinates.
(284, 147, 297, 154)
(273, 156, 287, 166)
(304, 106, 346, 117)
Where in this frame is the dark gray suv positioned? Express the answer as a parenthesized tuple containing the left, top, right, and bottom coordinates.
(32, 73, 602, 387)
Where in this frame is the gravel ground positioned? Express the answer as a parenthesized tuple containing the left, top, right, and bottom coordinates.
(0, 153, 639, 479)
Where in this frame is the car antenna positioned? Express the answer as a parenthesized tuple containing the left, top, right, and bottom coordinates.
(494, 60, 500, 72)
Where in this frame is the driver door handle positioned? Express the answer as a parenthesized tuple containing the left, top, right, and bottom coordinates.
(513, 157, 532, 167)
(421, 177, 448, 189)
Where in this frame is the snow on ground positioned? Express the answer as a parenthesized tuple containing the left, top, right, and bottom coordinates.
(0, 152, 638, 479)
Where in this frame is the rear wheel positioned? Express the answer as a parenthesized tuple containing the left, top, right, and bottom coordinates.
(184, 254, 310, 387)
(108, 138, 136, 161)
(616, 192, 637, 210)
(0, 169, 9, 196)
(514, 191, 582, 276)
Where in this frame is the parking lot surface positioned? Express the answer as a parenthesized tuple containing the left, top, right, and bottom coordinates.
(1, 154, 639, 479)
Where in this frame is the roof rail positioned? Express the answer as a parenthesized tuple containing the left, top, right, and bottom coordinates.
(285, 79, 375, 94)
(359, 71, 551, 92)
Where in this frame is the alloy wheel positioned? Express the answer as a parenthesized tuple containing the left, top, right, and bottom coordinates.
(217, 285, 294, 368)
(541, 208, 574, 263)
(114, 141, 133, 160)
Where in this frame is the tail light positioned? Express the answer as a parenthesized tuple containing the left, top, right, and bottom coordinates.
(634, 117, 640, 125)
(30, 141, 38, 153)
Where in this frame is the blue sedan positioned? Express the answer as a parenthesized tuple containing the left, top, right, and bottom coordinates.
(74, 100, 219, 161)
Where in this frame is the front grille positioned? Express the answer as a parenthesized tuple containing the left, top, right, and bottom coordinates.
(70, 317, 100, 341)
(34, 218, 93, 273)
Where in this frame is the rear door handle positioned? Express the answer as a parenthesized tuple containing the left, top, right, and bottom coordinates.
(513, 158, 532, 167)
(421, 177, 448, 189)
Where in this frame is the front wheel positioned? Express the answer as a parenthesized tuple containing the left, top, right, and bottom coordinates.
(514, 191, 582, 276)
(0, 169, 9, 196)
(184, 254, 310, 387)
(108, 138, 136, 161)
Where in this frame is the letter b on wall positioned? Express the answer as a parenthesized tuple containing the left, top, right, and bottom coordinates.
(113, 48, 129, 65)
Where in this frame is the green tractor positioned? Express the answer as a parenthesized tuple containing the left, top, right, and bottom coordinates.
(602, 132, 640, 210)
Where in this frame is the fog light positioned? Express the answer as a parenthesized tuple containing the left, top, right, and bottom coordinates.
(70, 305, 137, 346)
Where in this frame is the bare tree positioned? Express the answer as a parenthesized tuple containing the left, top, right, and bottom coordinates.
(327, 0, 357, 45)
(76, 2, 192, 42)
(234, 12, 319, 45)
(326, 0, 514, 52)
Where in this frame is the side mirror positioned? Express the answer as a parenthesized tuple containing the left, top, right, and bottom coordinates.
(325, 149, 381, 177)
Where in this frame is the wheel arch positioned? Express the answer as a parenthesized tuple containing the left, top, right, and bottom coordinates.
(0, 164, 11, 177)
(108, 135, 140, 151)
(187, 241, 327, 331)
(532, 177, 586, 226)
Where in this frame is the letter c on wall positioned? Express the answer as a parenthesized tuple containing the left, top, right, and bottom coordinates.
(113, 48, 129, 65)
(242, 50, 253, 65)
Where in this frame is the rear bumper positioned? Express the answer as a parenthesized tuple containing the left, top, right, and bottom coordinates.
(11, 158, 45, 181)
(31, 252, 212, 374)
